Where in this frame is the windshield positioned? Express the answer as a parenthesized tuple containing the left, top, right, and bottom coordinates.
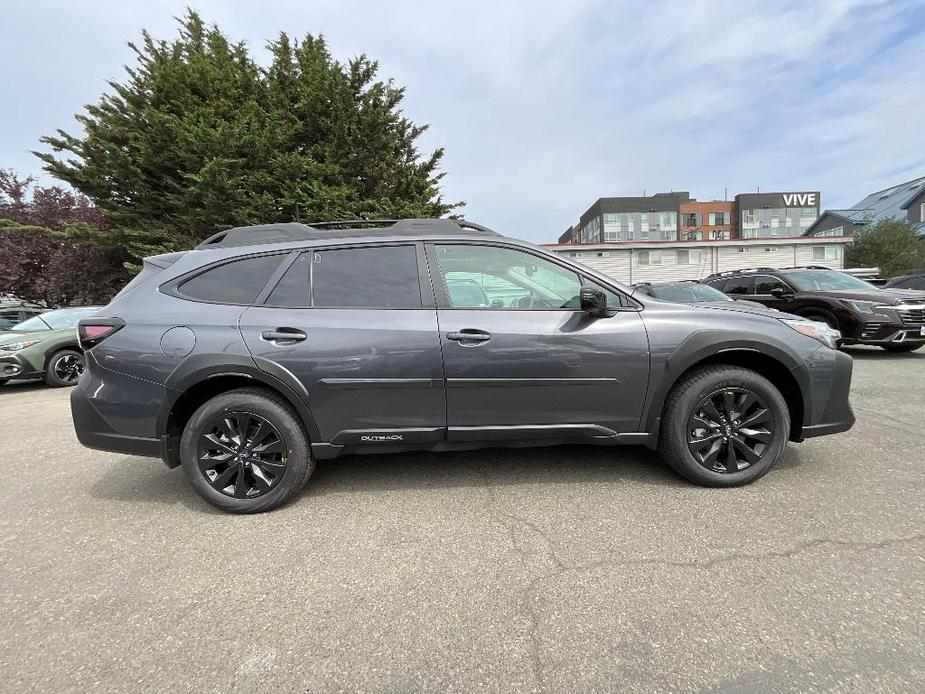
(12, 307, 98, 331)
(647, 283, 732, 303)
(785, 270, 877, 292)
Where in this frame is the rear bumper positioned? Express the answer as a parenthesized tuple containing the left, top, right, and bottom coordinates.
(71, 382, 161, 457)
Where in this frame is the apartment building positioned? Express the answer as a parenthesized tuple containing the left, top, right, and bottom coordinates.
(678, 200, 736, 241)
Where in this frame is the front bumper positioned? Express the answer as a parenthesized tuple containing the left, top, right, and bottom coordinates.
(800, 348, 854, 439)
(0, 353, 41, 380)
(848, 311, 925, 345)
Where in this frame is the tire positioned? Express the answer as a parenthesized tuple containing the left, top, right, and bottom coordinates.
(0, 378, 8, 386)
(881, 343, 923, 353)
(44, 349, 85, 387)
(658, 366, 790, 487)
(180, 388, 313, 513)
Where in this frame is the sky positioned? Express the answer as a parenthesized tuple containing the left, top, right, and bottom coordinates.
(2, 0, 924, 242)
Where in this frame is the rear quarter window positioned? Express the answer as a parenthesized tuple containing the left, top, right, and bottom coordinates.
(178, 254, 283, 304)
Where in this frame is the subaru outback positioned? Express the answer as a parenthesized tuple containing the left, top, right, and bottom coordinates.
(72, 220, 854, 513)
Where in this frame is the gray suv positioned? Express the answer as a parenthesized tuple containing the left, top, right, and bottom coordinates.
(71, 220, 854, 512)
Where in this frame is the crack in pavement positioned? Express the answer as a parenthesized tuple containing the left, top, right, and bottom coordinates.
(474, 462, 925, 693)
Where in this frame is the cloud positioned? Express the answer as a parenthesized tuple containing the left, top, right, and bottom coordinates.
(1, 0, 922, 241)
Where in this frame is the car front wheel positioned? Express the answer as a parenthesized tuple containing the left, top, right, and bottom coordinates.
(179, 388, 314, 513)
(44, 349, 85, 387)
(658, 366, 790, 487)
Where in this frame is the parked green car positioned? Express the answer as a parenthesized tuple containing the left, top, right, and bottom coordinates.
(0, 307, 101, 387)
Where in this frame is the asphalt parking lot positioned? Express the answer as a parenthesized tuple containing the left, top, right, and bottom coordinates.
(1, 347, 923, 693)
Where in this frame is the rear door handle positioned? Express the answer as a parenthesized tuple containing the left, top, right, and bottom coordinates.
(261, 328, 307, 343)
(446, 329, 491, 344)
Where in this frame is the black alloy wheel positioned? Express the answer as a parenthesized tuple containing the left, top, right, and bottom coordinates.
(54, 354, 84, 384)
(45, 349, 85, 387)
(198, 411, 288, 498)
(687, 387, 774, 473)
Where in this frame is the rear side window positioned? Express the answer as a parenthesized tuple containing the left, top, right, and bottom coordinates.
(312, 246, 422, 308)
(723, 276, 753, 295)
(179, 254, 283, 304)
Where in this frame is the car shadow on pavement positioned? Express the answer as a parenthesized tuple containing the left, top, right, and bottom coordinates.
(0, 381, 49, 396)
(841, 346, 924, 360)
(302, 445, 696, 500)
(91, 443, 809, 511)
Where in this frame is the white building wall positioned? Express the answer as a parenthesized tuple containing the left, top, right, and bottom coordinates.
(550, 239, 849, 284)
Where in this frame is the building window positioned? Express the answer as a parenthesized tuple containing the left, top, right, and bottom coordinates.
(597, 252, 609, 257)
(737, 247, 749, 253)
(764, 247, 779, 252)
(676, 249, 702, 265)
(708, 212, 727, 225)
(682, 213, 699, 226)
(636, 250, 662, 265)
(710, 230, 730, 240)
(743, 210, 757, 224)
(800, 207, 817, 217)
(812, 246, 838, 261)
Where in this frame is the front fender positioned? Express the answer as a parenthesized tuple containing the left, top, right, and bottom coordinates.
(639, 328, 811, 437)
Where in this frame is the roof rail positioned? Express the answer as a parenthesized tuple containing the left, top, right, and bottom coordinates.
(195, 218, 499, 250)
(704, 267, 777, 279)
(305, 219, 400, 229)
(780, 265, 832, 270)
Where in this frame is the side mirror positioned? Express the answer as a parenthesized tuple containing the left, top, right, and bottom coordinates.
(580, 285, 608, 315)
(770, 287, 792, 299)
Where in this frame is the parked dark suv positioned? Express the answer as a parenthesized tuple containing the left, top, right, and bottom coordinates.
(705, 267, 925, 352)
(884, 269, 925, 290)
(72, 220, 854, 512)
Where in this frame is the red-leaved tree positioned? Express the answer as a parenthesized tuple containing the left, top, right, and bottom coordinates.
(0, 169, 129, 306)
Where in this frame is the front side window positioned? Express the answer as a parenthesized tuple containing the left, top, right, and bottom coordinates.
(433, 245, 583, 310)
(180, 254, 284, 304)
(753, 276, 791, 294)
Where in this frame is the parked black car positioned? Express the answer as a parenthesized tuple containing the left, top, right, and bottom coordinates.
(633, 280, 769, 310)
(72, 220, 854, 513)
(704, 266, 925, 352)
(884, 269, 925, 290)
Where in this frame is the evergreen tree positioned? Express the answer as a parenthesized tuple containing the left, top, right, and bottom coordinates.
(36, 10, 460, 253)
(845, 218, 925, 278)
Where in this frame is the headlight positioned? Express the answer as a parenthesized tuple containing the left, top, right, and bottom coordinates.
(781, 319, 840, 349)
(842, 300, 883, 314)
(0, 340, 42, 352)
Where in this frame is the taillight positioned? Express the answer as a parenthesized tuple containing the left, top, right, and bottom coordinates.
(77, 318, 125, 349)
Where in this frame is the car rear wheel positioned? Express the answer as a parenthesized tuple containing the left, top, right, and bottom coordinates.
(658, 366, 790, 487)
(180, 388, 314, 513)
(881, 343, 923, 353)
(44, 349, 85, 387)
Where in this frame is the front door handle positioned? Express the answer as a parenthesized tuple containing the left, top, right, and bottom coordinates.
(446, 329, 491, 344)
(261, 328, 307, 343)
